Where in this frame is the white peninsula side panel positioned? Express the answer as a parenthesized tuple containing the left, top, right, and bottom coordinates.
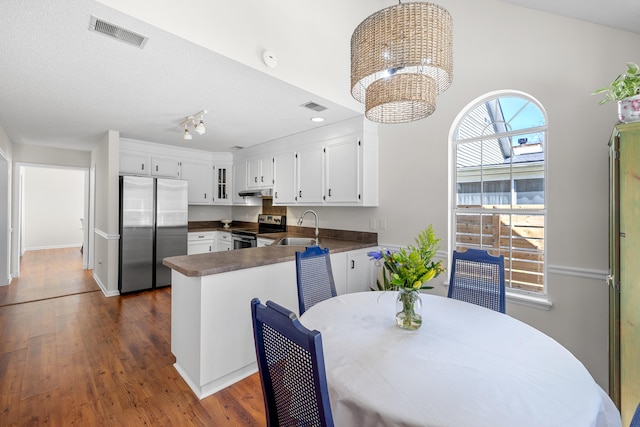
(171, 261, 299, 399)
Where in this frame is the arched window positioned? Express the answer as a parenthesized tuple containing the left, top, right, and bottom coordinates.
(451, 91, 547, 295)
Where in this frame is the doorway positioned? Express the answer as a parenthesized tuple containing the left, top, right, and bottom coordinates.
(2, 163, 94, 305)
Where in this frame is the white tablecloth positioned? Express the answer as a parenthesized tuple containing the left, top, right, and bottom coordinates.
(299, 291, 621, 427)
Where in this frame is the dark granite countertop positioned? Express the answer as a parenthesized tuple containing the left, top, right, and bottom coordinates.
(163, 236, 377, 277)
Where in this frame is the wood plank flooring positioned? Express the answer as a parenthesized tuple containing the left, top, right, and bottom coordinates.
(0, 248, 266, 426)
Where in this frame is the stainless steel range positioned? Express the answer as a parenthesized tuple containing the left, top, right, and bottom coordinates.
(231, 214, 287, 249)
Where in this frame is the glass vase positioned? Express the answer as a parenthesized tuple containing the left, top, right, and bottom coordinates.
(395, 288, 422, 330)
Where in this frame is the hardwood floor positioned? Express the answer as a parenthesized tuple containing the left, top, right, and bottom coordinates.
(0, 248, 266, 426)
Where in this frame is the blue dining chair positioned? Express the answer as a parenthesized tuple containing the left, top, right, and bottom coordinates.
(448, 248, 506, 313)
(250, 298, 334, 427)
(296, 246, 337, 315)
(631, 402, 640, 427)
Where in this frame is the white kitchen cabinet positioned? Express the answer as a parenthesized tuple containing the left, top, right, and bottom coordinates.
(257, 237, 275, 247)
(213, 164, 232, 205)
(232, 162, 261, 206)
(188, 232, 215, 255)
(216, 232, 232, 251)
(151, 156, 181, 178)
(247, 157, 274, 189)
(297, 145, 324, 204)
(182, 159, 214, 205)
(325, 137, 361, 204)
(346, 248, 376, 293)
(273, 152, 297, 204)
(120, 150, 150, 175)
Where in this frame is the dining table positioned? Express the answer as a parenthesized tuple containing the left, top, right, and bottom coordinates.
(299, 291, 621, 427)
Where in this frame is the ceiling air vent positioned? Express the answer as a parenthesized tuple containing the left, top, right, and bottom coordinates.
(89, 16, 148, 48)
(301, 101, 328, 112)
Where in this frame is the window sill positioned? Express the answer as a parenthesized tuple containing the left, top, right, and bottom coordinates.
(506, 292, 552, 311)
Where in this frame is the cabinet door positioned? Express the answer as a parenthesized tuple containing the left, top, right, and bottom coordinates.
(247, 159, 261, 188)
(216, 232, 232, 251)
(273, 152, 297, 205)
(261, 157, 274, 187)
(297, 146, 324, 204)
(257, 238, 275, 247)
(151, 157, 181, 178)
(181, 160, 213, 204)
(347, 249, 376, 293)
(188, 240, 214, 255)
(120, 151, 149, 175)
(325, 138, 360, 203)
(213, 165, 231, 205)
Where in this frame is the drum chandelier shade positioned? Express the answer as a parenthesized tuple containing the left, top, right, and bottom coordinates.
(350, 2, 453, 123)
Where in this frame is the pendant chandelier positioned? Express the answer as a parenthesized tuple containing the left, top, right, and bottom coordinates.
(350, 1, 453, 124)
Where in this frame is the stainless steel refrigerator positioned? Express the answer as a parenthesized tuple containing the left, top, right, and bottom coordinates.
(119, 176, 188, 293)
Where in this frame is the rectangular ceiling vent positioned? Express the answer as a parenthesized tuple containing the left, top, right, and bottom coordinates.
(301, 101, 328, 112)
(89, 16, 148, 48)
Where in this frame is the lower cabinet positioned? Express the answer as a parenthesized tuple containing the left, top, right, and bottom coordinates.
(347, 249, 376, 293)
(188, 232, 215, 255)
(257, 238, 275, 247)
(330, 248, 376, 295)
(217, 232, 232, 251)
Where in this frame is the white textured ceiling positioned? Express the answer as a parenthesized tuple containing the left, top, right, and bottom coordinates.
(498, 0, 640, 35)
(0, 0, 360, 152)
(0, 0, 637, 153)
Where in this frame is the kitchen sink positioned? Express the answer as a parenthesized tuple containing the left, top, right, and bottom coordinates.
(275, 237, 319, 246)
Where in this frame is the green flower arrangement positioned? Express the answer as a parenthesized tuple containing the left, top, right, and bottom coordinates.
(368, 225, 445, 292)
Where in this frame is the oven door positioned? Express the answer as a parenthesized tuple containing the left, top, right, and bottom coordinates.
(232, 233, 256, 249)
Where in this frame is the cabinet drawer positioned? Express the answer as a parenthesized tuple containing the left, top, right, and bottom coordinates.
(188, 232, 215, 241)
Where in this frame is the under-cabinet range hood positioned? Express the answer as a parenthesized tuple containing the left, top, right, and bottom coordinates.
(238, 188, 273, 198)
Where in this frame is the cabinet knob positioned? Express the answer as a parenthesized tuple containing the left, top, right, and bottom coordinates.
(351, 260, 355, 269)
(299, 190, 302, 198)
(141, 164, 145, 171)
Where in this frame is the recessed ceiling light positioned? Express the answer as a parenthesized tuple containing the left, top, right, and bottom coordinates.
(311, 117, 325, 122)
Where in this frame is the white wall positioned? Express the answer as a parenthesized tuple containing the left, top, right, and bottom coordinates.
(99, 0, 640, 389)
(22, 166, 85, 250)
(0, 125, 11, 286)
(91, 130, 120, 296)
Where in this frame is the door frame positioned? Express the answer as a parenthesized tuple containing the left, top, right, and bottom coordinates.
(12, 163, 91, 276)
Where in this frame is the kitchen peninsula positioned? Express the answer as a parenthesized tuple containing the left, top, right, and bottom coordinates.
(163, 234, 377, 399)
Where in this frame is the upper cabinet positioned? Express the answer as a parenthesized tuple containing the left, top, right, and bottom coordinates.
(119, 138, 233, 205)
(325, 137, 360, 204)
(272, 152, 297, 204)
(269, 117, 378, 207)
(120, 151, 149, 175)
(296, 145, 324, 204)
(213, 163, 232, 205)
(181, 159, 213, 204)
(151, 156, 181, 178)
(247, 157, 274, 189)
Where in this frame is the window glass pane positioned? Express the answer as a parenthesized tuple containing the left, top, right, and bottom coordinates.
(482, 180, 510, 206)
(515, 178, 544, 205)
(453, 92, 546, 295)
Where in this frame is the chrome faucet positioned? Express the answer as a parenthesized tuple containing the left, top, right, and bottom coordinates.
(298, 210, 319, 242)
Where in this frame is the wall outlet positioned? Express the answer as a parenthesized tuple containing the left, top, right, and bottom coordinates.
(379, 219, 387, 230)
(369, 219, 377, 230)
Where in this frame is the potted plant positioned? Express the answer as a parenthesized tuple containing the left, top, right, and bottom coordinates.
(368, 226, 445, 330)
(592, 62, 640, 123)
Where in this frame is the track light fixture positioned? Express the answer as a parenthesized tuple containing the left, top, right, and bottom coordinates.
(180, 110, 207, 141)
(183, 124, 192, 140)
